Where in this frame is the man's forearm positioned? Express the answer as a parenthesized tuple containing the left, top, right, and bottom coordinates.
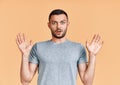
(20, 53, 31, 84)
(83, 54, 96, 85)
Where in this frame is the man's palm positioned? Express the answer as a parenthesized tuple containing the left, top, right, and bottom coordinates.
(86, 34, 103, 55)
(16, 33, 32, 54)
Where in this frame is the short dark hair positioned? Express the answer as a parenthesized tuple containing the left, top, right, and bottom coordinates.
(48, 9, 68, 21)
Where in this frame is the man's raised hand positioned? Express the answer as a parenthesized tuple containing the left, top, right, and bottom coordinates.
(86, 34, 104, 56)
(16, 33, 33, 55)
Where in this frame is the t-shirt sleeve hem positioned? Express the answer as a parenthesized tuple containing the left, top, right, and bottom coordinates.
(77, 60, 88, 64)
(29, 60, 39, 64)
(29, 57, 39, 64)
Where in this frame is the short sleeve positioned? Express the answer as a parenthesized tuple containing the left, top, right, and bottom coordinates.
(77, 45, 87, 64)
(29, 43, 39, 64)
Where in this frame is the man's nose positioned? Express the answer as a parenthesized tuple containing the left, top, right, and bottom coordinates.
(57, 23, 61, 28)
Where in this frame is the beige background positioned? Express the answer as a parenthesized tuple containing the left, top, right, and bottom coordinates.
(0, 0, 120, 85)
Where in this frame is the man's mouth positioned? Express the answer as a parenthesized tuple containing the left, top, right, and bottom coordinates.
(55, 30, 62, 35)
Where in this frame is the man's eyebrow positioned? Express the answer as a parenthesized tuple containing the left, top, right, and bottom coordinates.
(61, 19, 67, 21)
(50, 20, 57, 23)
(50, 19, 67, 22)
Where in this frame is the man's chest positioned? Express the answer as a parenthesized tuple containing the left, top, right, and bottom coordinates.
(37, 46, 80, 64)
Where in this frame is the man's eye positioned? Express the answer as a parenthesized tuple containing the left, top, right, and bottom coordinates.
(51, 22, 56, 25)
(61, 21, 65, 24)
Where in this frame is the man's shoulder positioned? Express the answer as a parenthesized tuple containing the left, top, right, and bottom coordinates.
(64, 40, 86, 53)
(35, 40, 50, 46)
(68, 40, 82, 46)
(66, 40, 85, 49)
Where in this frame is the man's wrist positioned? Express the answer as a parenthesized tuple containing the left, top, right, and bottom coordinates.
(22, 53, 29, 62)
(88, 52, 96, 63)
(88, 52, 96, 57)
(22, 52, 30, 56)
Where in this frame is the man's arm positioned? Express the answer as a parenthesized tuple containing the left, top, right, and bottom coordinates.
(16, 33, 38, 85)
(78, 54, 96, 85)
(20, 53, 38, 85)
(78, 34, 103, 85)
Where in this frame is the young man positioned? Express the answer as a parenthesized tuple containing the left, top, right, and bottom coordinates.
(16, 9, 103, 85)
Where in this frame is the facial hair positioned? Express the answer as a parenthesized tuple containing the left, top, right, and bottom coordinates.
(51, 28, 67, 39)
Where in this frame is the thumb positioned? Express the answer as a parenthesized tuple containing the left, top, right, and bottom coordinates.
(86, 41, 89, 48)
(29, 40, 33, 46)
(28, 40, 33, 50)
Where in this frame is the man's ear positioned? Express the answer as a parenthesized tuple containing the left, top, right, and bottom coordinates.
(68, 21, 70, 25)
(47, 22, 50, 29)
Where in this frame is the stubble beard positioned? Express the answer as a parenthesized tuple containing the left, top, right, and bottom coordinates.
(51, 28, 67, 39)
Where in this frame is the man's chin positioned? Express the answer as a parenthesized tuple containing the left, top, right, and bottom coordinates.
(55, 36, 64, 39)
(52, 32, 66, 39)
(53, 35, 65, 39)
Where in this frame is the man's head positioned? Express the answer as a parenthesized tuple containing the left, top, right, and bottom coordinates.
(48, 9, 69, 39)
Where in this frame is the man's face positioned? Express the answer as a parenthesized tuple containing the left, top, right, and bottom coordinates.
(48, 14, 69, 39)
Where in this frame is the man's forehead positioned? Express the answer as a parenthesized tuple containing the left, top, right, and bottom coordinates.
(50, 14, 68, 21)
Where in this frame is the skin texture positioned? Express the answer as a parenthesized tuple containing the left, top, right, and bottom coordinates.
(16, 14, 103, 85)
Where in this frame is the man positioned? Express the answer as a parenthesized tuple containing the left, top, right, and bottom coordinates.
(16, 9, 103, 85)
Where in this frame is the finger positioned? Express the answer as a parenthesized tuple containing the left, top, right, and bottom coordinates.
(95, 34, 101, 43)
(29, 40, 32, 46)
(99, 40, 104, 46)
(19, 33, 22, 43)
(98, 39, 104, 46)
(86, 41, 89, 48)
(20, 33, 25, 42)
(16, 38, 20, 45)
(22, 33, 26, 42)
(17, 33, 22, 44)
(94, 34, 99, 43)
(29, 40, 33, 49)
(90, 34, 96, 44)
(97, 35, 103, 45)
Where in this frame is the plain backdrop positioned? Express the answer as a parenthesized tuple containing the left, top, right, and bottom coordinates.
(0, 0, 120, 85)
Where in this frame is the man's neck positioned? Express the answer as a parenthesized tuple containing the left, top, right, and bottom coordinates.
(51, 37, 67, 44)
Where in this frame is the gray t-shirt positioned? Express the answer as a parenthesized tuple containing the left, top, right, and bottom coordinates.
(29, 39, 87, 85)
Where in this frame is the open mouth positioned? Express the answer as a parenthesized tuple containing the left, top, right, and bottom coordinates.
(56, 31, 62, 35)
(55, 30, 62, 35)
